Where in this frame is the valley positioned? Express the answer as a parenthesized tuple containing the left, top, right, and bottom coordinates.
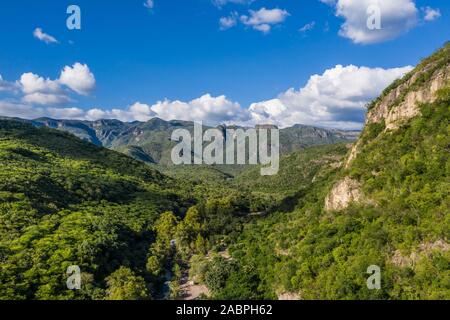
(0, 43, 449, 300)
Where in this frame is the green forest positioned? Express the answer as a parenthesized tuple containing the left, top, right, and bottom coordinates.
(0, 44, 449, 300)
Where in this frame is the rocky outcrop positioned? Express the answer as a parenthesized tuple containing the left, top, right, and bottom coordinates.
(367, 64, 450, 130)
(324, 177, 364, 211)
(278, 292, 301, 300)
(344, 47, 450, 168)
(345, 140, 362, 168)
(391, 240, 450, 268)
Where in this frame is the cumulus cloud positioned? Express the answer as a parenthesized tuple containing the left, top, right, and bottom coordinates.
(247, 64, 413, 129)
(19, 64, 96, 98)
(59, 63, 96, 95)
(0, 63, 96, 109)
(150, 94, 250, 124)
(322, 0, 419, 44)
(423, 7, 441, 21)
(85, 102, 157, 122)
(18, 73, 69, 106)
(22, 93, 71, 106)
(240, 8, 290, 33)
(14, 63, 95, 106)
(46, 107, 85, 119)
(83, 95, 248, 124)
(33, 28, 58, 44)
(0, 93, 250, 126)
(19, 72, 60, 94)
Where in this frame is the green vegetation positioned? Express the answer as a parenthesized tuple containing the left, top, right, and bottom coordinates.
(208, 86, 449, 300)
(0, 121, 192, 300)
(235, 143, 348, 198)
(0, 44, 449, 301)
(106, 267, 149, 300)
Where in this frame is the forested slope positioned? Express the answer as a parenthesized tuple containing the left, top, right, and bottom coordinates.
(204, 43, 450, 300)
(0, 120, 192, 299)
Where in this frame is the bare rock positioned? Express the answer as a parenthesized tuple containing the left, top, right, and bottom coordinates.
(391, 240, 450, 268)
(367, 65, 450, 129)
(278, 292, 301, 300)
(324, 177, 364, 211)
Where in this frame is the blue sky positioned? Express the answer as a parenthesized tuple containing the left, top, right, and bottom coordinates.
(0, 0, 448, 129)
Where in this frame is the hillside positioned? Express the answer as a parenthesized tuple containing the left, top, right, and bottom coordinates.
(195, 43, 450, 300)
(0, 120, 193, 299)
(233, 143, 350, 207)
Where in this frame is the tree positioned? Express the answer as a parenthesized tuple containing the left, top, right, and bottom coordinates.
(146, 212, 179, 277)
(106, 267, 149, 300)
(204, 256, 236, 293)
(154, 211, 178, 244)
(176, 206, 204, 255)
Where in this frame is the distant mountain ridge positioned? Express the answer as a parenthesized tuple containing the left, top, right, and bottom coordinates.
(0, 116, 359, 165)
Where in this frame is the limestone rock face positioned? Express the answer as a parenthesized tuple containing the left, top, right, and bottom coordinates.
(277, 292, 301, 300)
(344, 57, 450, 168)
(366, 64, 450, 129)
(324, 177, 363, 212)
(391, 240, 450, 268)
(345, 140, 362, 169)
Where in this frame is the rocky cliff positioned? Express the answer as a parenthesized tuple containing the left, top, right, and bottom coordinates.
(326, 43, 450, 212)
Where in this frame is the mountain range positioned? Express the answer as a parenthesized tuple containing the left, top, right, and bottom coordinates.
(0, 117, 359, 166)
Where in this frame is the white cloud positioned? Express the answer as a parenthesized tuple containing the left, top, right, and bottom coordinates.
(0, 75, 8, 91)
(213, 0, 255, 8)
(87, 102, 157, 122)
(253, 24, 271, 33)
(0, 101, 46, 119)
(319, 0, 337, 5)
(0, 63, 96, 108)
(1, 64, 415, 130)
(323, 0, 418, 44)
(59, 63, 96, 95)
(0, 75, 17, 92)
(33, 28, 58, 44)
(246, 64, 413, 129)
(220, 12, 238, 30)
(150, 94, 249, 124)
(144, 0, 154, 9)
(0, 100, 85, 120)
(19, 63, 95, 97)
(19, 72, 60, 94)
(240, 8, 290, 33)
(299, 21, 316, 33)
(84, 95, 248, 124)
(423, 7, 441, 21)
(22, 93, 71, 106)
(46, 107, 85, 119)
